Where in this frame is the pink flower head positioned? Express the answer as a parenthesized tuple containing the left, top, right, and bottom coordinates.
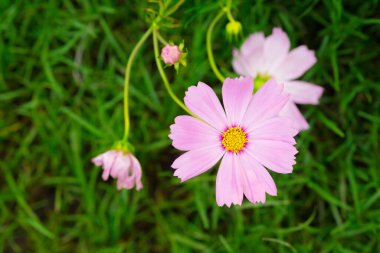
(169, 77, 299, 207)
(92, 150, 143, 190)
(232, 27, 324, 130)
(161, 44, 181, 65)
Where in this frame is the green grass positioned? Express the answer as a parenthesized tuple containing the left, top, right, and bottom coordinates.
(1, 0, 380, 252)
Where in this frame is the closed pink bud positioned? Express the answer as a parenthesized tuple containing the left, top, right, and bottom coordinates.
(161, 45, 181, 65)
(92, 150, 143, 190)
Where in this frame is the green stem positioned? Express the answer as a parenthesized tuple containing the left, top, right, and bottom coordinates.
(224, 7, 235, 22)
(123, 27, 153, 141)
(152, 29, 196, 117)
(156, 30, 169, 45)
(206, 11, 225, 83)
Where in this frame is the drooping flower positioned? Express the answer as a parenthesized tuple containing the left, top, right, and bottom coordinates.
(161, 44, 181, 65)
(232, 27, 324, 130)
(92, 150, 143, 190)
(169, 77, 298, 207)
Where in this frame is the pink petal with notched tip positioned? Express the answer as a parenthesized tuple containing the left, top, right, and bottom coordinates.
(222, 77, 253, 126)
(184, 82, 228, 132)
(242, 79, 289, 131)
(275, 46, 316, 81)
(263, 28, 290, 74)
(241, 32, 266, 56)
(216, 153, 244, 207)
(248, 117, 298, 145)
(169, 115, 220, 151)
(246, 139, 297, 174)
(284, 81, 324, 105)
(237, 152, 278, 203)
(172, 145, 224, 182)
(232, 32, 265, 77)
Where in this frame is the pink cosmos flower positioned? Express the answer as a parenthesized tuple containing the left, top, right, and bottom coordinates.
(169, 77, 298, 207)
(92, 150, 143, 190)
(161, 45, 181, 65)
(232, 27, 324, 130)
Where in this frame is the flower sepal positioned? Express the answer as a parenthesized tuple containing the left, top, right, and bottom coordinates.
(112, 140, 135, 154)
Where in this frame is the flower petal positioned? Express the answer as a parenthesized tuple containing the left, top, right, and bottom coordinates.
(248, 117, 298, 144)
(116, 154, 143, 190)
(246, 140, 297, 174)
(184, 82, 228, 131)
(241, 32, 266, 56)
(216, 153, 244, 207)
(110, 152, 130, 179)
(238, 152, 277, 203)
(279, 101, 309, 130)
(263, 28, 290, 74)
(284, 81, 324, 105)
(130, 155, 143, 190)
(92, 152, 106, 167)
(275, 46, 316, 80)
(172, 146, 224, 182)
(92, 150, 119, 181)
(222, 77, 253, 126)
(117, 170, 134, 190)
(169, 115, 220, 151)
(232, 32, 265, 77)
(242, 78, 289, 131)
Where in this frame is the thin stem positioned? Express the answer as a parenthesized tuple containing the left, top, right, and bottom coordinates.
(206, 11, 225, 83)
(156, 30, 169, 45)
(152, 29, 196, 117)
(224, 0, 234, 21)
(224, 7, 235, 22)
(123, 27, 153, 140)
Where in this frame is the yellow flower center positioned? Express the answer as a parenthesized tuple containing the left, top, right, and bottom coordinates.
(221, 126, 248, 153)
(254, 73, 271, 92)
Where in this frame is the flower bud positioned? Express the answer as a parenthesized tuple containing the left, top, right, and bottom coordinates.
(226, 20, 242, 41)
(161, 45, 181, 65)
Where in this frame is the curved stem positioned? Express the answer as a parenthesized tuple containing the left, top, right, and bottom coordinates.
(152, 29, 196, 117)
(156, 30, 169, 45)
(123, 27, 153, 141)
(224, 0, 234, 22)
(224, 7, 235, 22)
(206, 11, 225, 83)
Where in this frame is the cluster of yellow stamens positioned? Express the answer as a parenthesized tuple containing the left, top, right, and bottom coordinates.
(221, 126, 247, 153)
(254, 73, 271, 92)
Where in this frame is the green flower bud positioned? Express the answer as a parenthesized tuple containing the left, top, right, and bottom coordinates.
(226, 20, 242, 40)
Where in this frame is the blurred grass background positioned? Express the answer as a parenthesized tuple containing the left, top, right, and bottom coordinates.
(1, 0, 380, 252)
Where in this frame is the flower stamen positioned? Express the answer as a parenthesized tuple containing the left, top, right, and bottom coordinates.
(254, 73, 271, 92)
(221, 126, 247, 153)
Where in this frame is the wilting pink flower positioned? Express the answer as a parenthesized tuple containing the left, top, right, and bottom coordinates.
(161, 45, 181, 65)
(169, 77, 298, 207)
(232, 27, 324, 130)
(92, 150, 143, 190)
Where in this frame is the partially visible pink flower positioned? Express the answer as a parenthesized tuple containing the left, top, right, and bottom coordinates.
(161, 45, 181, 65)
(92, 150, 143, 190)
(232, 27, 324, 130)
(169, 77, 299, 207)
